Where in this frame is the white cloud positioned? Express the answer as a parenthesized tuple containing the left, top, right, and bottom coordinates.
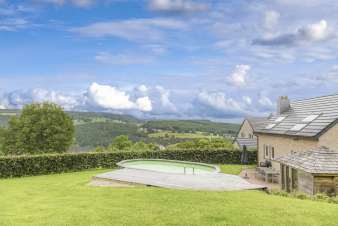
(0, 88, 80, 110)
(299, 20, 329, 42)
(95, 52, 154, 65)
(156, 86, 177, 112)
(253, 20, 332, 46)
(227, 64, 251, 87)
(86, 83, 152, 112)
(264, 10, 280, 30)
(136, 96, 152, 112)
(148, 0, 208, 12)
(137, 85, 148, 94)
(71, 18, 187, 43)
(197, 91, 246, 114)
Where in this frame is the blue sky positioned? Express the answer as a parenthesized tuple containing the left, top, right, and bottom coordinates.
(1, 0, 338, 122)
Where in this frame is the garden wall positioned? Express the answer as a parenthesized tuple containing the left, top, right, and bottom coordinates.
(0, 149, 257, 178)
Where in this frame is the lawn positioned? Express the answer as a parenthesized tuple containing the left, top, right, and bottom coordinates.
(1, 169, 338, 226)
(219, 164, 256, 175)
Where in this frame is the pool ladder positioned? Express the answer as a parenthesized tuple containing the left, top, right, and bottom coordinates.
(183, 167, 195, 175)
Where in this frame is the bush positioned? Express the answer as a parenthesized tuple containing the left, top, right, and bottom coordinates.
(291, 192, 309, 200)
(270, 189, 289, 197)
(0, 149, 257, 178)
(313, 193, 330, 201)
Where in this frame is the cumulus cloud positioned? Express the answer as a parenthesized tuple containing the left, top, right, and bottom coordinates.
(253, 20, 332, 46)
(86, 83, 152, 112)
(71, 18, 187, 43)
(148, 0, 208, 12)
(196, 91, 247, 117)
(227, 64, 251, 87)
(137, 84, 148, 94)
(156, 86, 177, 112)
(0, 89, 80, 110)
(0, 83, 155, 113)
(135, 96, 152, 112)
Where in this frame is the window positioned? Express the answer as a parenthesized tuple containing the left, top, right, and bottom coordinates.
(290, 124, 307, 131)
(275, 116, 286, 122)
(271, 147, 275, 159)
(264, 145, 268, 157)
(302, 114, 319, 122)
(265, 124, 276, 129)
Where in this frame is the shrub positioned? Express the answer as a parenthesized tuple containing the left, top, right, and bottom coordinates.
(291, 192, 309, 200)
(313, 193, 330, 201)
(270, 190, 289, 197)
(0, 149, 257, 178)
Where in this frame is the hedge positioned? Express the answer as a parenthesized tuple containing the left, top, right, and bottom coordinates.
(0, 149, 257, 178)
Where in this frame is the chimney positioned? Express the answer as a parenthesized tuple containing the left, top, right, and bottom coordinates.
(277, 96, 290, 115)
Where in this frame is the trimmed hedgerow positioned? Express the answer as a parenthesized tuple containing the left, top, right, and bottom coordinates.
(0, 149, 257, 178)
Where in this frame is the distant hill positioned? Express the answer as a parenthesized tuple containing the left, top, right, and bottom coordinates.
(0, 110, 240, 149)
(143, 120, 240, 135)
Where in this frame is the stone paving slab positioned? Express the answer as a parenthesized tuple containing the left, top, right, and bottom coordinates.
(94, 169, 266, 191)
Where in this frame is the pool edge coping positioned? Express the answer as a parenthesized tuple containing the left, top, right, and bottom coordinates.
(117, 159, 221, 174)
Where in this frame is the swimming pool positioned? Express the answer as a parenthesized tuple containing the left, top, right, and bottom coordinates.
(117, 159, 219, 175)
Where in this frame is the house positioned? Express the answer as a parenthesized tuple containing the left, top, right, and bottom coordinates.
(255, 94, 338, 171)
(233, 117, 266, 150)
(274, 146, 338, 195)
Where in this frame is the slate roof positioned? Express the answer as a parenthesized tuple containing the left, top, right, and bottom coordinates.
(234, 138, 257, 149)
(255, 93, 338, 138)
(246, 117, 267, 131)
(274, 147, 338, 174)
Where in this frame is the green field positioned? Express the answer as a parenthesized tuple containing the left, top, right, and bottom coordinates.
(0, 167, 337, 226)
(148, 131, 220, 139)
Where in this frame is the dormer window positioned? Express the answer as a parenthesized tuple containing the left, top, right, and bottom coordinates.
(302, 114, 319, 122)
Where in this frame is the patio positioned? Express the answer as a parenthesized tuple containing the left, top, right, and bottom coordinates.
(93, 168, 267, 191)
(240, 167, 280, 190)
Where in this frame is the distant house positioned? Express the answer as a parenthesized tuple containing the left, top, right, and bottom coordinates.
(233, 117, 266, 150)
(254, 94, 338, 190)
(274, 147, 338, 195)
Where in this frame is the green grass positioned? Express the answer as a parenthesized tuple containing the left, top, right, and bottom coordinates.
(1, 170, 338, 226)
(219, 164, 256, 175)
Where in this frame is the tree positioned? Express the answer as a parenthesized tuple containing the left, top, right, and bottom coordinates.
(0, 127, 6, 155)
(3, 102, 74, 155)
(109, 135, 133, 151)
(109, 135, 159, 152)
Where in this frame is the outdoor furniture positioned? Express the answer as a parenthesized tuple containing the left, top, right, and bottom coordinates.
(255, 167, 279, 183)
